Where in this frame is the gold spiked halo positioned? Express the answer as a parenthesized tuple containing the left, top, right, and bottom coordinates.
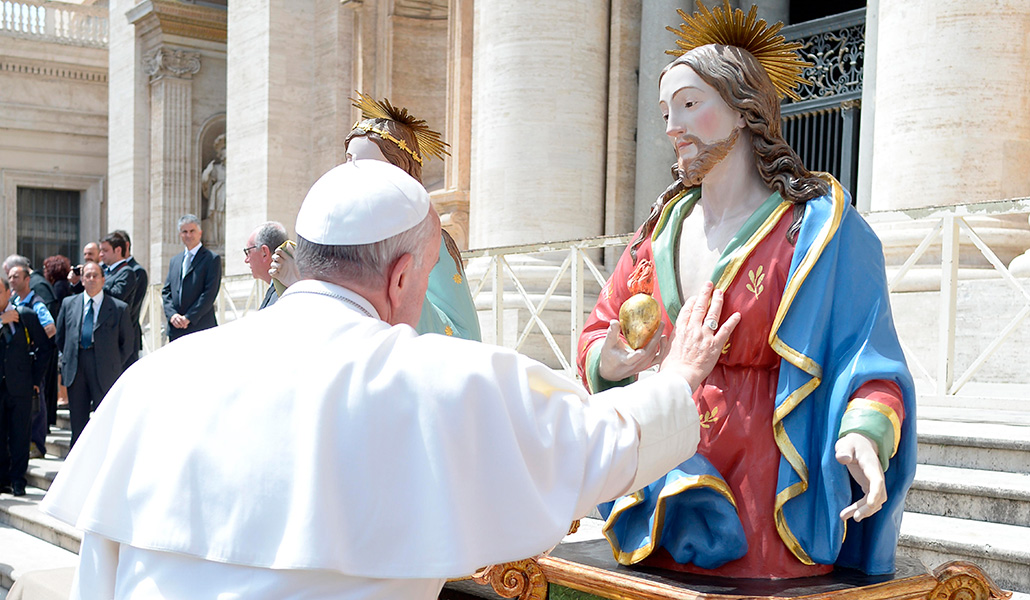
(666, 1, 811, 102)
(351, 92, 450, 165)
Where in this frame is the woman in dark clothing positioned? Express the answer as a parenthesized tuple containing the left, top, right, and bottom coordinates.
(43, 255, 72, 320)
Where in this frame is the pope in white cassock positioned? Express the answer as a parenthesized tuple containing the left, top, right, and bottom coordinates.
(41, 159, 739, 599)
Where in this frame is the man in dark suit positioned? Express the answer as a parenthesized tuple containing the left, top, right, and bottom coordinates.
(161, 214, 222, 342)
(0, 273, 54, 496)
(113, 230, 148, 367)
(244, 221, 289, 310)
(55, 261, 134, 447)
(100, 233, 138, 309)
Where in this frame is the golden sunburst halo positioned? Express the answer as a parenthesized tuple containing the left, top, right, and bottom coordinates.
(666, 0, 811, 101)
(351, 91, 450, 162)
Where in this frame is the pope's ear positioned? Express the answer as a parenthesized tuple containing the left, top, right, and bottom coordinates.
(387, 252, 416, 296)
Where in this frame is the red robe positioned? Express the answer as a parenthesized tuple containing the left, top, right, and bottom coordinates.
(579, 201, 904, 578)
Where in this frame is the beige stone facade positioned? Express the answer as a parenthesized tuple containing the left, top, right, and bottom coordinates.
(3, 0, 1030, 279)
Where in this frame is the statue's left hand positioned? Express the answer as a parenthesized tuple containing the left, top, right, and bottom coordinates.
(835, 432, 885, 522)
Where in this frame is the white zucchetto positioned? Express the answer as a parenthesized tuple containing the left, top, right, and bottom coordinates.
(295, 159, 430, 245)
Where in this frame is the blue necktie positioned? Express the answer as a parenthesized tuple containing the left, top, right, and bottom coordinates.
(81, 298, 94, 349)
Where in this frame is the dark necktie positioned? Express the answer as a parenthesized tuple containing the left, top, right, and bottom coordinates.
(81, 298, 94, 349)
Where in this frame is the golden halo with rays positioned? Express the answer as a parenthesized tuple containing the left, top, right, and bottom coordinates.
(666, 1, 811, 102)
(351, 92, 450, 163)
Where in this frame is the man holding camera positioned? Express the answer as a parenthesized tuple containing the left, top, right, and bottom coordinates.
(0, 272, 53, 496)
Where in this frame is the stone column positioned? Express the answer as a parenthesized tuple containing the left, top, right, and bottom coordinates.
(869, 0, 1030, 280)
(108, 0, 152, 272)
(632, 0, 679, 225)
(871, 0, 1030, 209)
(144, 47, 200, 273)
(470, 0, 609, 248)
(429, 0, 474, 250)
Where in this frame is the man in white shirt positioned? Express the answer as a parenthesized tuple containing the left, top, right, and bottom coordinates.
(42, 160, 738, 599)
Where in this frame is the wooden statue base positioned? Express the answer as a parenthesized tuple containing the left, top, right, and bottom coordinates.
(441, 540, 1011, 600)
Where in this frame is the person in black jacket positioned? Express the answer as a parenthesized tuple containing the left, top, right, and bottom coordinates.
(112, 230, 148, 368)
(0, 273, 54, 496)
(161, 215, 222, 342)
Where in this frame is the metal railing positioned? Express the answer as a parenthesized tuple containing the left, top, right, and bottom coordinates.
(866, 198, 1030, 398)
(0, 0, 108, 48)
(781, 8, 865, 195)
(137, 274, 267, 355)
(463, 235, 632, 378)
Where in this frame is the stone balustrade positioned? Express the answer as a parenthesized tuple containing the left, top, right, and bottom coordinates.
(0, 0, 108, 48)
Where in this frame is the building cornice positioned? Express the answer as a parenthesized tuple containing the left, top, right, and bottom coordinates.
(127, 0, 227, 44)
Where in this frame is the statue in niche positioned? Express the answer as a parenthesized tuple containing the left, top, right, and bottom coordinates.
(201, 134, 227, 248)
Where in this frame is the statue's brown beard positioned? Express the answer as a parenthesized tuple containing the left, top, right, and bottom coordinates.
(677, 128, 740, 187)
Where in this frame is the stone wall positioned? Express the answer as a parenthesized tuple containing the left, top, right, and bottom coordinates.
(0, 32, 108, 258)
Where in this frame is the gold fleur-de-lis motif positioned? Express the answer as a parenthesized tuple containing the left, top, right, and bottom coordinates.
(453, 273, 463, 284)
(444, 325, 454, 336)
(699, 406, 720, 429)
(721, 342, 731, 355)
(746, 265, 765, 299)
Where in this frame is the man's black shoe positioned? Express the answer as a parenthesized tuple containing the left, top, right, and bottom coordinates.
(0, 484, 12, 494)
(12, 482, 26, 496)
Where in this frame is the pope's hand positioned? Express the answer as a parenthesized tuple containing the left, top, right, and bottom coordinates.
(836, 432, 886, 522)
(269, 246, 301, 289)
(597, 318, 670, 382)
(659, 282, 739, 391)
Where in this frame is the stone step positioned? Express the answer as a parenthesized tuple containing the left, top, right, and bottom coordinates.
(0, 486, 82, 555)
(907, 464, 1030, 527)
(917, 419, 1030, 474)
(898, 512, 1030, 594)
(44, 429, 70, 460)
(0, 522, 77, 593)
(55, 408, 70, 432)
(918, 405, 1030, 427)
(25, 457, 62, 493)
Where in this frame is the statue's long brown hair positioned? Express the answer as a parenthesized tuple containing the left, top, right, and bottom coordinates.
(631, 44, 826, 259)
(346, 119, 466, 272)
(346, 118, 423, 184)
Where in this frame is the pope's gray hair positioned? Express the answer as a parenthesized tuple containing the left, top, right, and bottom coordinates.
(295, 212, 437, 286)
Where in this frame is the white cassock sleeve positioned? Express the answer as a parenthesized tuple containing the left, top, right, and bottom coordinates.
(40, 288, 702, 580)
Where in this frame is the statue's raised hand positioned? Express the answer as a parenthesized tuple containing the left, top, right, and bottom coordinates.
(269, 240, 300, 296)
(597, 317, 670, 382)
(836, 432, 886, 522)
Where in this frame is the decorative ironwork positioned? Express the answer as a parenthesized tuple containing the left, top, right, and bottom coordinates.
(788, 22, 864, 103)
(782, 8, 865, 105)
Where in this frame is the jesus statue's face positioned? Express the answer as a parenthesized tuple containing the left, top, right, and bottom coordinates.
(659, 63, 743, 185)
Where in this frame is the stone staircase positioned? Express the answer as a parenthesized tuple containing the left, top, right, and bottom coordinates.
(2, 409, 1028, 597)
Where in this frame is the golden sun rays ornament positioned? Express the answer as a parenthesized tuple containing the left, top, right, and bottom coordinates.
(351, 91, 450, 163)
(667, 1, 812, 101)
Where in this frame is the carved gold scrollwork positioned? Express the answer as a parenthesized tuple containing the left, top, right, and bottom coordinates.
(471, 558, 548, 600)
(930, 561, 1012, 600)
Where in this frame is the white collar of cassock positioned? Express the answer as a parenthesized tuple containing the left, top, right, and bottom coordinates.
(281, 279, 381, 321)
